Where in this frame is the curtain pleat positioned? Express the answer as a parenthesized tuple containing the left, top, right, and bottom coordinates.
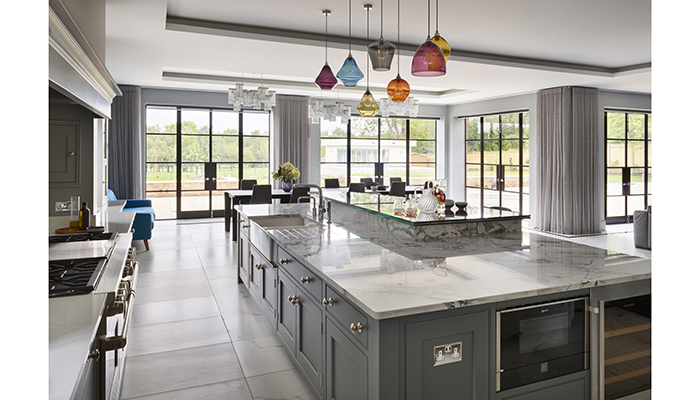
(108, 85, 143, 199)
(535, 86, 601, 235)
(273, 95, 310, 186)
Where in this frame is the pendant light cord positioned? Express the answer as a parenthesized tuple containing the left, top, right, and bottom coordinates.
(325, 11, 329, 62)
(427, 0, 431, 38)
(348, 0, 352, 53)
(397, 0, 400, 72)
(380, 0, 384, 38)
(366, 5, 370, 90)
(435, 0, 439, 33)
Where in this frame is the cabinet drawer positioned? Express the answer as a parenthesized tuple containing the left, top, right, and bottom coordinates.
(325, 286, 369, 348)
(277, 247, 323, 302)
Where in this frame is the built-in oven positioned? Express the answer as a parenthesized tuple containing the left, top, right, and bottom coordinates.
(497, 297, 589, 392)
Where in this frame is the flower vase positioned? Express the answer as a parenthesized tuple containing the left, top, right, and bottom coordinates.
(281, 180, 293, 192)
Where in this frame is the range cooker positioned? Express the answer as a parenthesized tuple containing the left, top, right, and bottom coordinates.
(49, 231, 138, 400)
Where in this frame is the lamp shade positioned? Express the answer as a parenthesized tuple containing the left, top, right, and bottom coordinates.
(315, 63, 338, 90)
(411, 39, 446, 77)
(336, 55, 364, 87)
(356, 90, 380, 117)
(431, 33, 451, 61)
(387, 74, 410, 102)
(368, 37, 396, 71)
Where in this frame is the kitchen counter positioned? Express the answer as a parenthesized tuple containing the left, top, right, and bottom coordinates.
(235, 203, 651, 320)
(48, 201, 135, 400)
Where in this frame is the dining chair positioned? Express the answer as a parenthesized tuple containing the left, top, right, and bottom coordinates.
(290, 186, 310, 203)
(389, 181, 406, 197)
(325, 178, 340, 188)
(349, 182, 366, 193)
(389, 177, 402, 183)
(249, 184, 272, 204)
(240, 179, 257, 190)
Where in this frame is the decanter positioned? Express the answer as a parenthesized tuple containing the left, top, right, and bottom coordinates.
(417, 187, 438, 213)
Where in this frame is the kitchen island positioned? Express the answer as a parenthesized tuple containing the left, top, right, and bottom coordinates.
(234, 202, 651, 400)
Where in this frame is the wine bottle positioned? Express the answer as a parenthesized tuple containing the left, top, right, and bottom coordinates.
(79, 202, 90, 230)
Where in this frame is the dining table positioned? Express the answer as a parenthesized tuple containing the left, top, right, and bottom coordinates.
(224, 189, 292, 238)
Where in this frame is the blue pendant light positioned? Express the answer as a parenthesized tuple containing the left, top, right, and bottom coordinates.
(336, 0, 364, 87)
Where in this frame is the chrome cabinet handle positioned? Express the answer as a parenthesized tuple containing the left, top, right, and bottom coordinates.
(300, 276, 311, 284)
(322, 297, 334, 307)
(287, 295, 299, 305)
(87, 349, 100, 361)
(279, 259, 289, 265)
(255, 264, 263, 270)
(241, 224, 249, 228)
(350, 322, 363, 334)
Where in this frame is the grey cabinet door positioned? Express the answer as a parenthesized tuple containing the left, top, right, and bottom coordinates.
(249, 248, 262, 301)
(326, 318, 368, 400)
(238, 232, 250, 288)
(260, 258, 277, 327)
(296, 291, 323, 397)
(405, 311, 490, 400)
(49, 120, 79, 185)
(277, 269, 297, 354)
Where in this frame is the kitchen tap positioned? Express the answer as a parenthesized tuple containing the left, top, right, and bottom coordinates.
(297, 195, 317, 219)
(294, 184, 325, 222)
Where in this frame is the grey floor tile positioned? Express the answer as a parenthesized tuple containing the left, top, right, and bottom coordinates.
(215, 289, 262, 316)
(131, 296, 221, 327)
(127, 316, 230, 356)
(222, 312, 277, 341)
(209, 277, 247, 299)
(121, 343, 245, 399)
(122, 379, 253, 400)
(136, 267, 208, 288)
(135, 279, 213, 304)
(233, 335, 297, 378)
(197, 246, 237, 268)
(204, 265, 239, 280)
(247, 368, 319, 400)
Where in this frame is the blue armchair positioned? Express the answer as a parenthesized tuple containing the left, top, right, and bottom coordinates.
(108, 189, 155, 250)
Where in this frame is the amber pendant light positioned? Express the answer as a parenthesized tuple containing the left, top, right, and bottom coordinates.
(430, 0, 451, 61)
(357, 4, 379, 117)
(387, 0, 410, 102)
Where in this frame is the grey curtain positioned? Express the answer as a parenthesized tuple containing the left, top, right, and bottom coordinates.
(273, 95, 310, 186)
(535, 86, 601, 235)
(108, 85, 143, 199)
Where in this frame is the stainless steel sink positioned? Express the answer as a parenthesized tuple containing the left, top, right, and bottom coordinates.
(248, 214, 319, 261)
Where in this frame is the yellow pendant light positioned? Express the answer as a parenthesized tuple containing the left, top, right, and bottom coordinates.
(430, 0, 451, 61)
(357, 4, 379, 117)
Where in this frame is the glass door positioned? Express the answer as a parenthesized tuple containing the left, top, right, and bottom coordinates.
(605, 111, 652, 224)
(466, 112, 530, 215)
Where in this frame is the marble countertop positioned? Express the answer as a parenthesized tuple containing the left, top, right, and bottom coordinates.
(48, 201, 135, 400)
(236, 203, 651, 320)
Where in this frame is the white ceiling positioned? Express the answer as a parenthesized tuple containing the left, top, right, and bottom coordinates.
(104, 0, 651, 105)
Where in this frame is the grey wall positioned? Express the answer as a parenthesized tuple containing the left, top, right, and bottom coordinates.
(60, 0, 106, 63)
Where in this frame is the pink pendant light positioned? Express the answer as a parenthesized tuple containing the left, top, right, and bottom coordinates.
(315, 10, 338, 90)
(411, 0, 446, 77)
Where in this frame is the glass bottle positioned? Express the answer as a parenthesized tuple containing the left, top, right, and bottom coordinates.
(79, 202, 90, 230)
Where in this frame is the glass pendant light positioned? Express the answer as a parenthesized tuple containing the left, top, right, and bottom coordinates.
(387, 0, 410, 102)
(315, 10, 338, 90)
(367, 0, 396, 71)
(411, 0, 446, 77)
(336, 0, 364, 87)
(430, 0, 451, 61)
(357, 4, 379, 117)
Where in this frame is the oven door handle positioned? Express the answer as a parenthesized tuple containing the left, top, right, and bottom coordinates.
(100, 261, 139, 352)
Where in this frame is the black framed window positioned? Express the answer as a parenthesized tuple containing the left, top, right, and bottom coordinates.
(465, 111, 529, 215)
(320, 116, 437, 187)
(145, 105, 270, 219)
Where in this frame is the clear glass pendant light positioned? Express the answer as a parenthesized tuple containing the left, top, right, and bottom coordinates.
(367, 0, 396, 71)
(336, 0, 365, 87)
(430, 0, 451, 61)
(315, 10, 338, 90)
(357, 4, 379, 117)
(387, 0, 410, 102)
(411, 0, 446, 77)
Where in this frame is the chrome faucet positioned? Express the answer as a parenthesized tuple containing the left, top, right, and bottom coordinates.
(297, 195, 317, 219)
(294, 184, 325, 222)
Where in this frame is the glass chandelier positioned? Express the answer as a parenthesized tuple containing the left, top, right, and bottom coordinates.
(411, 0, 446, 77)
(228, 83, 276, 111)
(315, 10, 338, 90)
(357, 4, 379, 117)
(336, 0, 364, 87)
(308, 100, 352, 124)
(367, 0, 396, 71)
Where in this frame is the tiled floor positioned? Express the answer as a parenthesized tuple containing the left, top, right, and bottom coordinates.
(121, 219, 650, 399)
(121, 219, 317, 400)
